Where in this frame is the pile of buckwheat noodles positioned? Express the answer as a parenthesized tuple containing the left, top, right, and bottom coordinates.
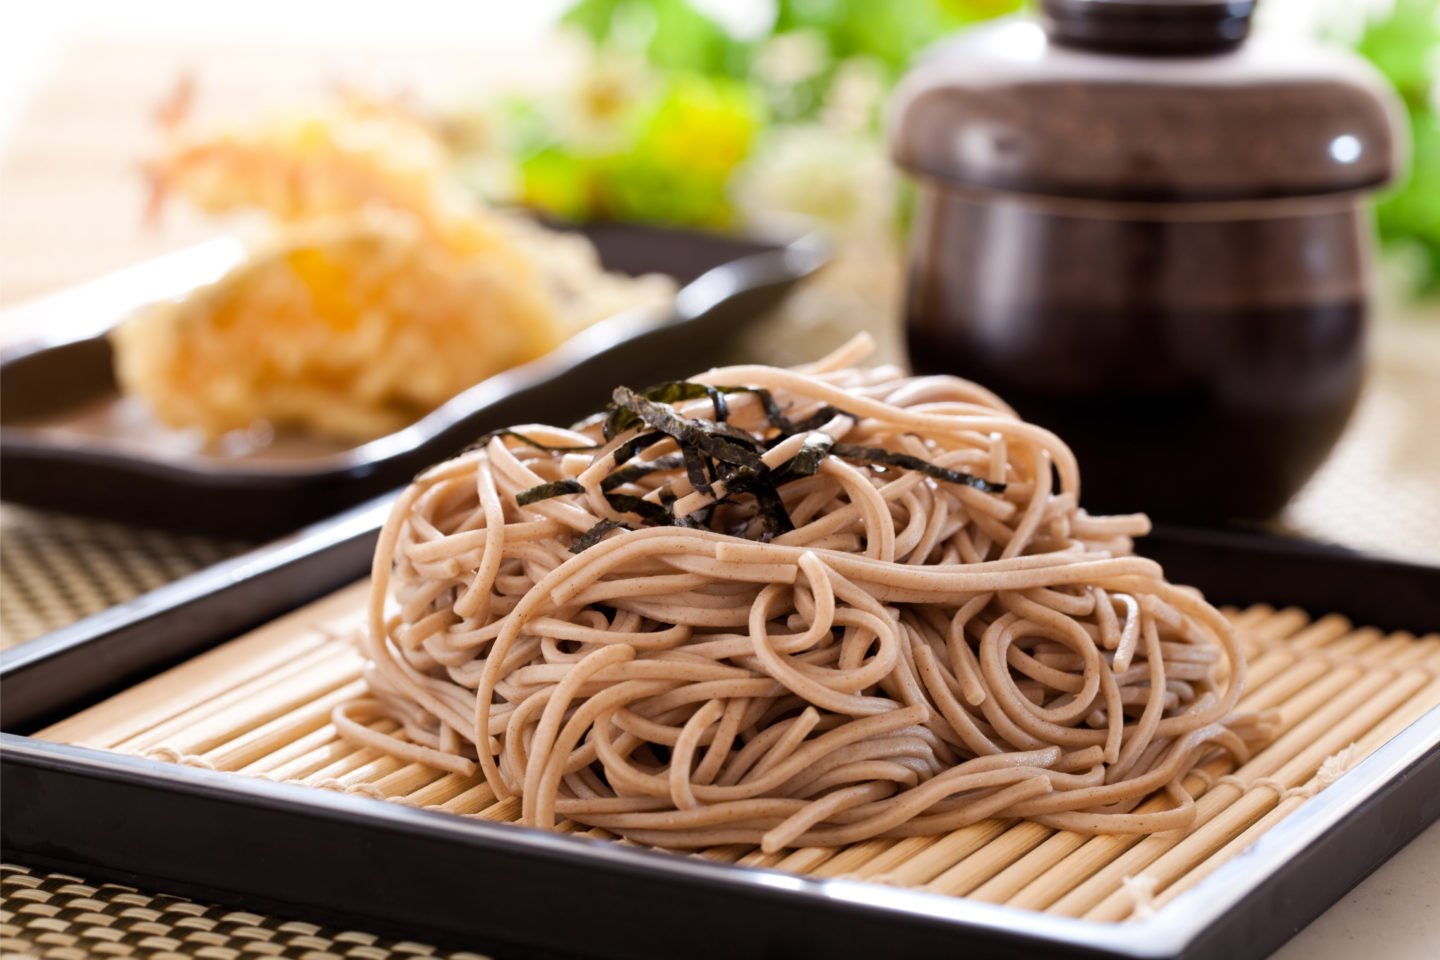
(338, 335, 1267, 851)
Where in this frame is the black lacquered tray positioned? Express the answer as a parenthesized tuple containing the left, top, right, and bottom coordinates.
(0, 222, 823, 538)
(3, 503, 1437, 960)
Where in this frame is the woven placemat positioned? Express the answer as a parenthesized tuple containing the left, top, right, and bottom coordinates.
(0, 507, 252, 650)
(0, 864, 491, 960)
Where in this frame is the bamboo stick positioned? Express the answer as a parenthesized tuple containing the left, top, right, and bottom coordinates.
(204, 680, 367, 772)
(36, 580, 368, 749)
(743, 609, 1361, 889)
(1150, 670, 1440, 912)
(1043, 656, 1425, 918)
(1085, 659, 1439, 923)
(862, 820, 1014, 889)
(1075, 656, 1437, 921)
(433, 782, 499, 815)
(40, 630, 354, 749)
(115, 649, 362, 756)
(925, 821, 1057, 897)
(402, 772, 478, 809)
(990, 631, 1408, 912)
(257, 721, 394, 782)
(979, 631, 1416, 911)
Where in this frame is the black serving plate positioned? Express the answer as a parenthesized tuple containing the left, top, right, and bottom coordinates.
(0, 222, 824, 538)
(3, 505, 1438, 960)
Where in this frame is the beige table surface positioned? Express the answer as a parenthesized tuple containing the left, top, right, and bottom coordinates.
(1, 29, 1438, 960)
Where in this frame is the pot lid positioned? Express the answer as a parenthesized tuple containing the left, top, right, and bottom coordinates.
(889, 3, 1403, 203)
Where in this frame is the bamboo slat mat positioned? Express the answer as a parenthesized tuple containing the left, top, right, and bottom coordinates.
(0, 507, 253, 648)
(30, 580, 1440, 931)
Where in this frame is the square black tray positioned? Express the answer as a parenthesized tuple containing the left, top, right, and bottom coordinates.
(3, 504, 1438, 960)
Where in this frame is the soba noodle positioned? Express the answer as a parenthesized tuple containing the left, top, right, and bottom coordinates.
(339, 336, 1267, 850)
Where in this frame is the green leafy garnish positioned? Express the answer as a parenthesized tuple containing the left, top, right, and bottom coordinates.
(1352, 0, 1440, 294)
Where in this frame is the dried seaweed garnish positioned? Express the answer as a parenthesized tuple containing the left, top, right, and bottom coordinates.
(601, 454, 685, 492)
(474, 429, 602, 453)
(672, 503, 716, 530)
(604, 393, 722, 496)
(703, 385, 793, 432)
(604, 381, 732, 439)
(709, 385, 852, 436)
(609, 430, 672, 468)
(516, 479, 585, 506)
(722, 467, 794, 540)
(611, 387, 766, 473)
(501, 379, 1004, 549)
(678, 444, 716, 496)
(772, 432, 836, 485)
(570, 519, 629, 553)
(604, 491, 675, 525)
(831, 444, 1006, 494)
(603, 380, 854, 443)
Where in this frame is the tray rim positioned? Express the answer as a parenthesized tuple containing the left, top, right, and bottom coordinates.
(0, 230, 826, 482)
(3, 504, 1439, 959)
(3, 701, 1434, 959)
(0, 224, 826, 539)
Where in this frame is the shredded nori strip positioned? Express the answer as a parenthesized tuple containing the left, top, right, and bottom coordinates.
(786, 405, 853, 434)
(473, 429, 601, 453)
(500, 379, 1005, 548)
(601, 454, 686, 492)
(831, 444, 1006, 494)
(672, 503, 716, 530)
(609, 430, 672, 468)
(603, 380, 853, 444)
(722, 468, 794, 540)
(570, 519, 629, 553)
(604, 381, 731, 439)
(610, 387, 766, 472)
(688, 446, 718, 496)
(704, 385, 790, 432)
(707, 385, 852, 436)
(515, 478, 585, 505)
(604, 492, 675, 525)
(772, 432, 836, 485)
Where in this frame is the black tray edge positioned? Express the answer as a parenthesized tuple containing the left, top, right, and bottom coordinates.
(1172, 716, 1440, 959)
(1, 735, 1168, 960)
(0, 495, 389, 734)
(1144, 524, 1440, 634)
(0, 229, 827, 537)
(3, 706, 1435, 960)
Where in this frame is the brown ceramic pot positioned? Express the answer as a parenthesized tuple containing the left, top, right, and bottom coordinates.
(891, 0, 1402, 522)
